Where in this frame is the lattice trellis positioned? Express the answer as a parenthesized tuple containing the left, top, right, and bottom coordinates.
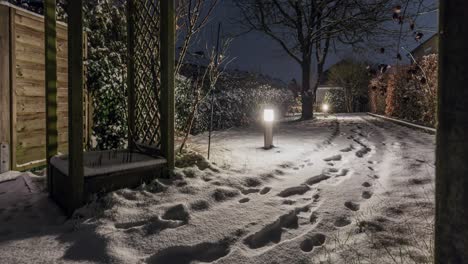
(129, 0, 162, 149)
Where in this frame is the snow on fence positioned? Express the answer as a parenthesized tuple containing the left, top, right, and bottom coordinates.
(0, 2, 91, 172)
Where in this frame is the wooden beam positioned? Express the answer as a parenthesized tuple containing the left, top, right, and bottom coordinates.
(67, 0, 84, 212)
(9, 7, 17, 171)
(127, 0, 135, 149)
(160, 0, 175, 170)
(0, 5, 10, 173)
(44, 0, 57, 192)
(435, 1, 468, 262)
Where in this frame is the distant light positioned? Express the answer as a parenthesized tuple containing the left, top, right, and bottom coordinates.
(264, 109, 274, 122)
(322, 104, 329, 112)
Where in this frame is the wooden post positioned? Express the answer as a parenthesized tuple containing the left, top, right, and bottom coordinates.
(160, 0, 175, 170)
(67, 0, 84, 212)
(45, 0, 58, 192)
(127, 0, 135, 150)
(0, 5, 11, 173)
(9, 7, 16, 171)
(435, 1, 468, 263)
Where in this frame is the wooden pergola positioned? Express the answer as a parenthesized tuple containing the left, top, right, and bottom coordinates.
(41, 0, 468, 262)
(44, 0, 175, 214)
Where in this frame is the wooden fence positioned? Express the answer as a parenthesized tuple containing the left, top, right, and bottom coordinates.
(0, 2, 91, 172)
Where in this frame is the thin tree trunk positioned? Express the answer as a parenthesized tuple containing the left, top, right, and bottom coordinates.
(179, 91, 200, 153)
(435, 1, 468, 263)
(301, 60, 313, 120)
(344, 88, 352, 113)
(312, 34, 331, 113)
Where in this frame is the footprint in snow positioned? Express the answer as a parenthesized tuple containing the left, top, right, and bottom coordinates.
(334, 216, 352, 227)
(344, 201, 360, 211)
(239, 197, 250, 203)
(277, 185, 311, 198)
(162, 204, 190, 222)
(243, 177, 262, 187)
(335, 169, 350, 177)
(409, 178, 432, 185)
(243, 210, 300, 249)
(325, 168, 339, 173)
(300, 233, 326, 252)
(147, 240, 231, 264)
(259, 187, 271, 195)
(323, 155, 342, 162)
(241, 188, 260, 195)
(190, 200, 210, 211)
(340, 145, 354, 152)
(362, 191, 372, 199)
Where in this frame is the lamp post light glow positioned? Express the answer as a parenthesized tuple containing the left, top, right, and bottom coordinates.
(322, 103, 329, 113)
(263, 109, 274, 149)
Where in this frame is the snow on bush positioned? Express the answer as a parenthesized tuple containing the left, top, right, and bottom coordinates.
(177, 69, 296, 134)
(84, 0, 128, 150)
(369, 73, 389, 115)
(368, 55, 437, 127)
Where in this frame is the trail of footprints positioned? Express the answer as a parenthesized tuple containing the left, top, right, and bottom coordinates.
(242, 205, 326, 253)
(140, 122, 384, 262)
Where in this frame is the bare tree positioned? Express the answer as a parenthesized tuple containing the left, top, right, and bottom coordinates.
(235, 0, 411, 119)
(176, 0, 219, 75)
(178, 39, 232, 153)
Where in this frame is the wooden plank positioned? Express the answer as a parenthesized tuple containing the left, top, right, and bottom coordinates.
(16, 52, 67, 66)
(0, 5, 10, 145)
(16, 96, 67, 113)
(16, 68, 68, 83)
(10, 7, 17, 171)
(45, 0, 58, 193)
(0, 5, 10, 173)
(14, 11, 68, 39)
(160, 0, 175, 170)
(68, 0, 84, 212)
(17, 130, 67, 150)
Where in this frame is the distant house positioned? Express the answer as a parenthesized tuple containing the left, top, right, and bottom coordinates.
(314, 63, 344, 110)
(410, 33, 438, 61)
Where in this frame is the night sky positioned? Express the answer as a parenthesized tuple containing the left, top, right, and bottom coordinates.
(196, 0, 438, 83)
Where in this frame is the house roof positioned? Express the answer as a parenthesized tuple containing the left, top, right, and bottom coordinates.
(410, 33, 438, 54)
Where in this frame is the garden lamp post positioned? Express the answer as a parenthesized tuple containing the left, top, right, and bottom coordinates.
(263, 109, 274, 149)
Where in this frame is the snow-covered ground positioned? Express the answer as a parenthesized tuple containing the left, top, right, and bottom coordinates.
(0, 113, 435, 264)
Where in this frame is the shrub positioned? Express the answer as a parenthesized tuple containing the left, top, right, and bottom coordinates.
(323, 89, 346, 113)
(176, 69, 296, 134)
(368, 55, 437, 127)
(85, 0, 128, 150)
(368, 74, 388, 114)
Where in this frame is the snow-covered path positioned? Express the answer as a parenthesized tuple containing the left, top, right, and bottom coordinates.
(0, 114, 435, 264)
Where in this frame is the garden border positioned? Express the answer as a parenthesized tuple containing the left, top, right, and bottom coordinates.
(367, 112, 436, 135)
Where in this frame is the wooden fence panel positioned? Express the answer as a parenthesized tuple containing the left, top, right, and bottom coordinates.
(0, 3, 89, 171)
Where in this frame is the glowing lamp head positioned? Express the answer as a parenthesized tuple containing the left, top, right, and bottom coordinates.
(263, 109, 274, 122)
(322, 104, 329, 112)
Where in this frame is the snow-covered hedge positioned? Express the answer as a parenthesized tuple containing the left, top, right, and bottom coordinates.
(85, 0, 128, 150)
(369, 74, 388, 114)
(176, 70, 295, 134)
(368, 55, 437, 127)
